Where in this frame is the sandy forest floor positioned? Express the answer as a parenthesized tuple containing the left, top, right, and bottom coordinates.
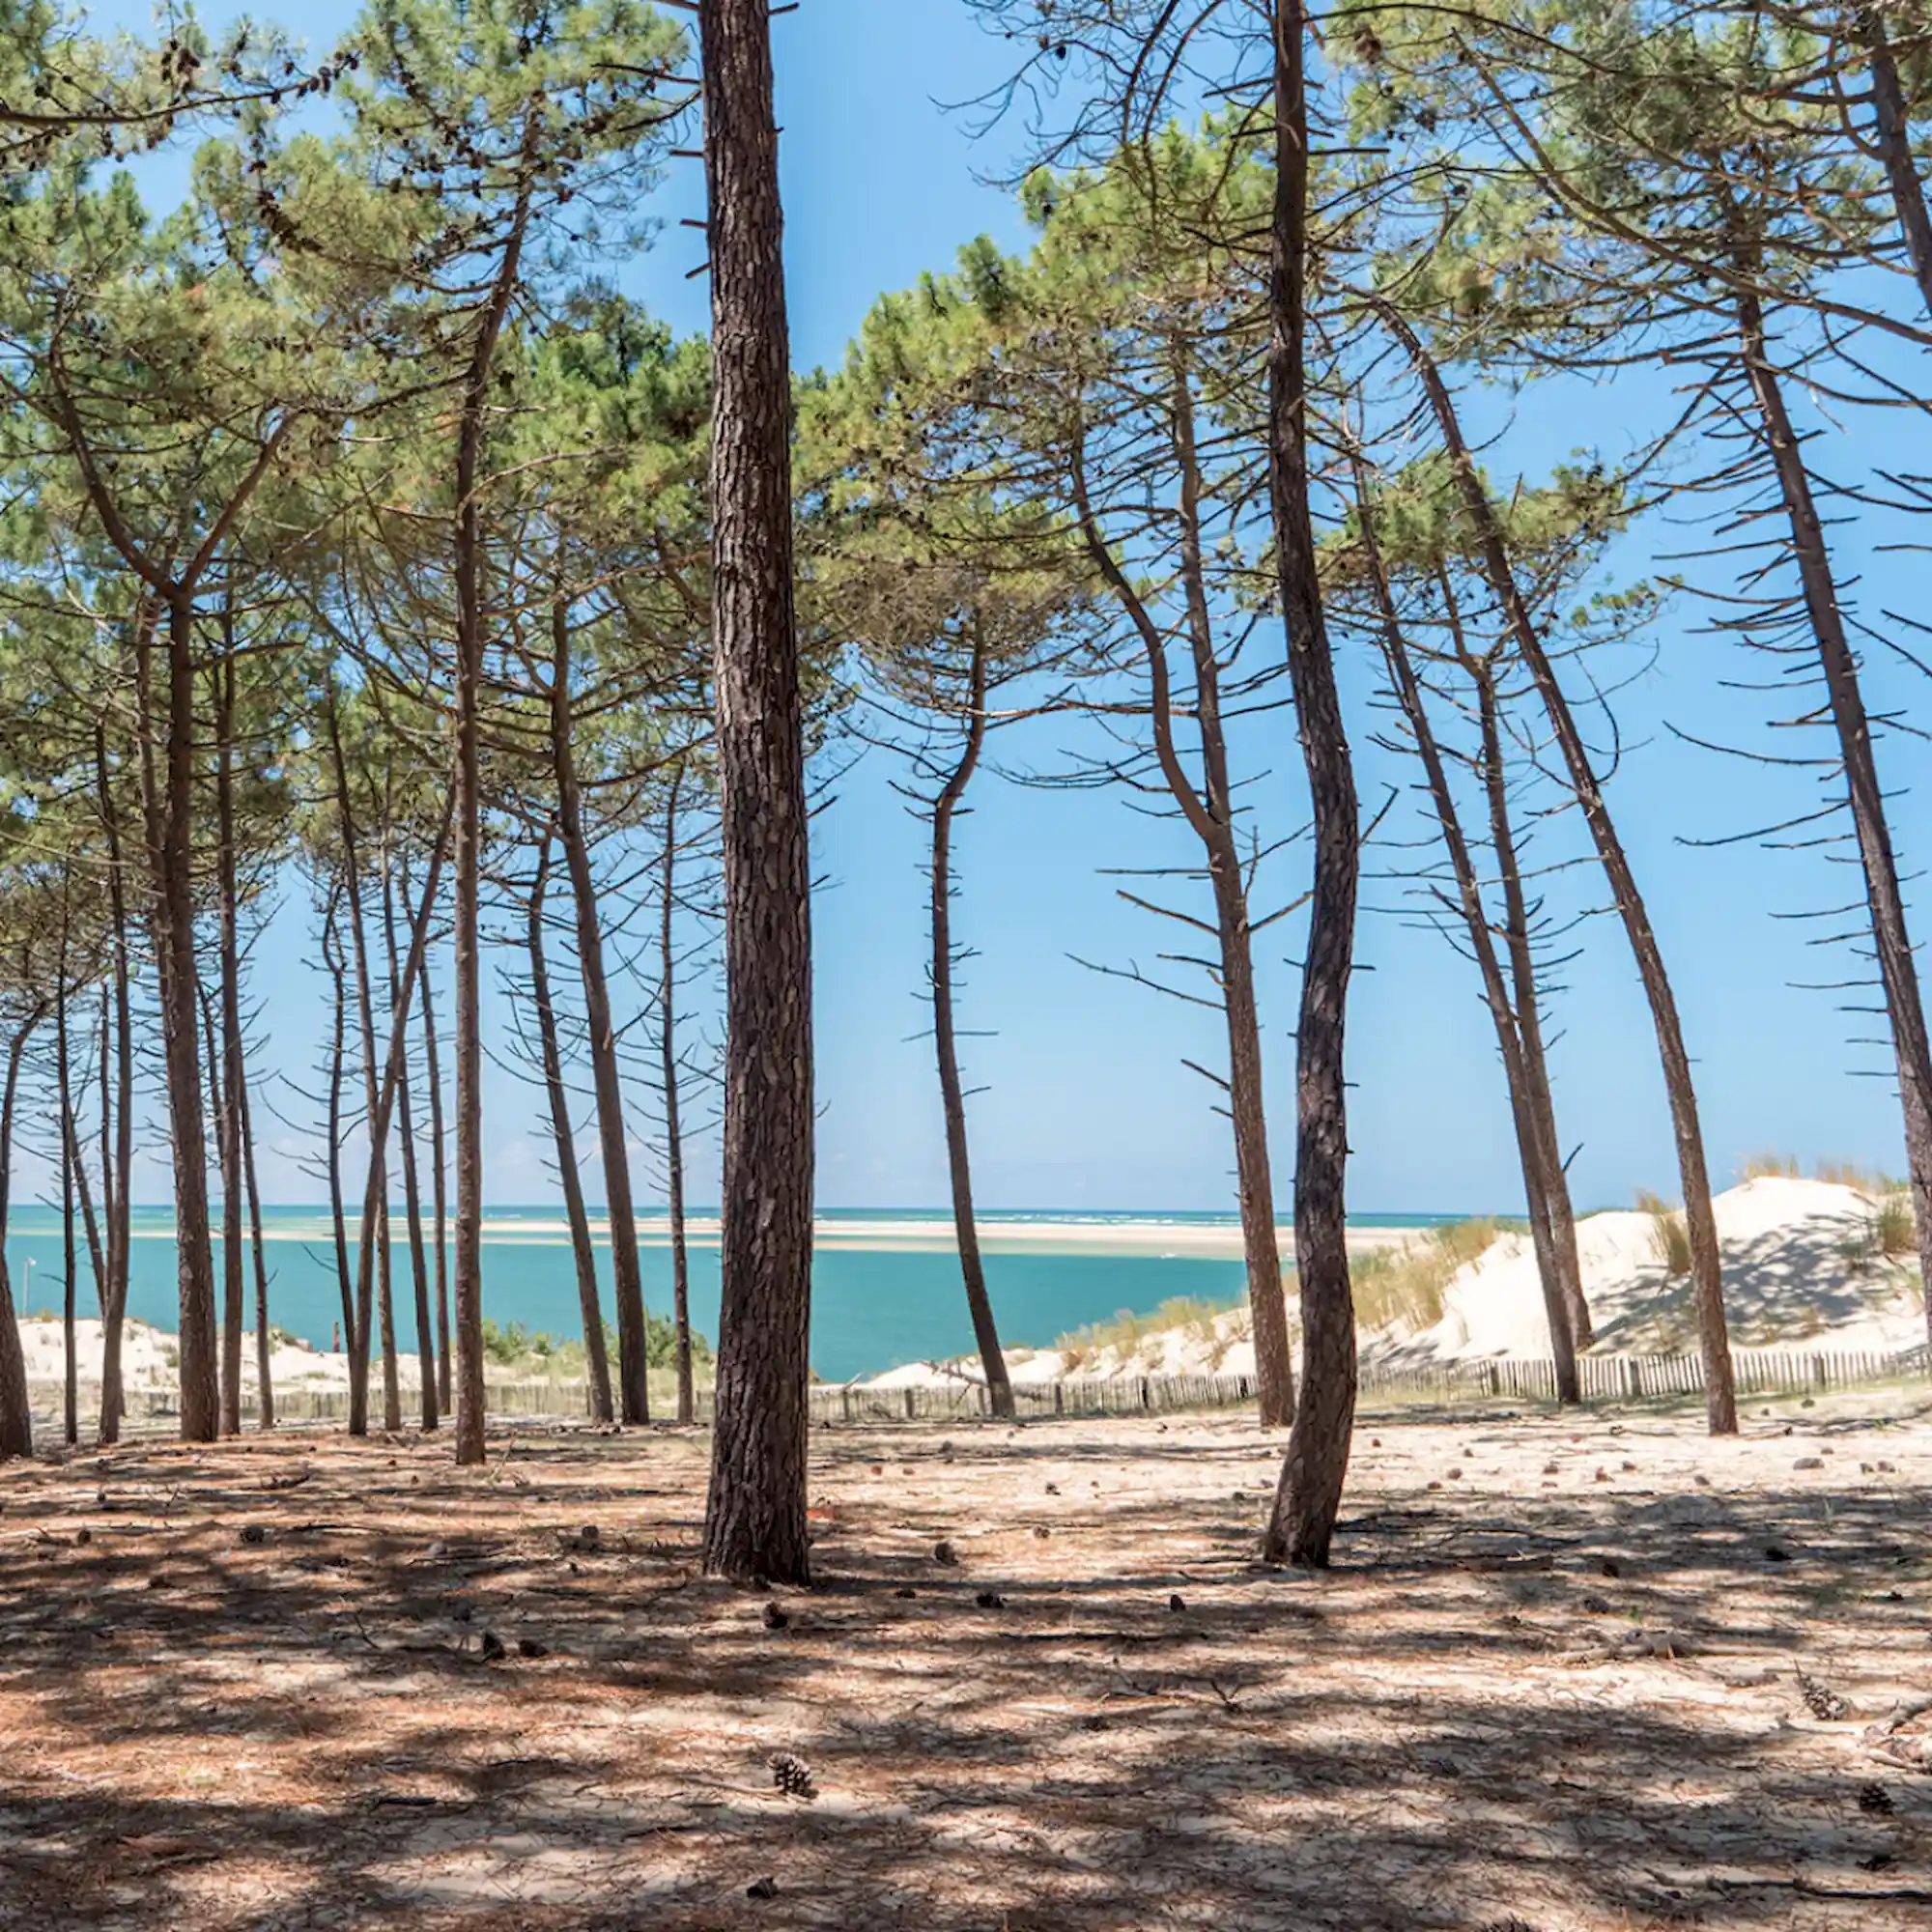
(2, 1395, 1930, 1930)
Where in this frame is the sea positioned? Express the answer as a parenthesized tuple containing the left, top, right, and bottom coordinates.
(0, 1205, 1455, 1383)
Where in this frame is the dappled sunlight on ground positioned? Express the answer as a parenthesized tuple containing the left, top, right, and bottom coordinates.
(1, 1394, 1928, 1928)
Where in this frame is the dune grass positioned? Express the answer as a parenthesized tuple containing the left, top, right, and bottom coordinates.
(1738, 1152, 1801, 1181)
(1056, 1294, 1248, 1373)
(1635, 1189, 1692, 1278)
(1350, 1219, 1511, 1334)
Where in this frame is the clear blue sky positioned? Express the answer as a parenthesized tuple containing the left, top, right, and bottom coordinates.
(71, 0, 1930, 1215)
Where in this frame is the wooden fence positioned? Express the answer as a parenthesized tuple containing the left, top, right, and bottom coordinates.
(29, 1342, 1928, 1434)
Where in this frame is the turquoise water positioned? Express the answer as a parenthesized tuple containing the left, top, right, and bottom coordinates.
(0, 1205, 1456, 1382)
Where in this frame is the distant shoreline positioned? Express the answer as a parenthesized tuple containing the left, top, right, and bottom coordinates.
(7, 1206, 1442, 1263)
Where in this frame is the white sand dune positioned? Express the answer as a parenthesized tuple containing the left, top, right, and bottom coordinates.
(859, 1178, 1927, 1389)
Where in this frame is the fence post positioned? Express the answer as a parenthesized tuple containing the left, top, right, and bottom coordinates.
(1812, 1352, 1828, 1391)
(903, 1387, 916, 1421)
(1625, 1359, 1641, 1400)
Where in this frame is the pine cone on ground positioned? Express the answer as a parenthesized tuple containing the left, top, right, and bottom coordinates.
(769, 1751, 815, 1800)
(1798, 1671, 1852, 1721)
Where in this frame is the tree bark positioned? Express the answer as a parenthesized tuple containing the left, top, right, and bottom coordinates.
(326, 689, 395, 1435)
(1737, 283, 1932, 1348)
(384, 859, 440, 1429)
(69, 999, 106, 1429)
(0, 1013, 42, 1458)
(1376, 297, 1738, 1434)
(93, 724, 132, 1444)
(1461, 635, 1591, 1348)
(659, 772, 696, 1425)
(420, 939, 452, 1414)
(1861, 7, 1932, 321)
(450, 186, 533, 1469)
(700, 0, 816, 1584)
(151, 591, 220, 1443)
(550, 599, 649, 1423)
(321, 891, 357, 1375)
(929, 631, 1015, 1419)
(57, 956, 78, 1446)
(1068, 416, 1297, 1430)
(1358, 487, 1579, 1399)
(214, 645, 246, 1435)
(235, 1026, 274, 1430)
(526, 835, 615, 1424)
(1173, 361, 1294, 1428)
(1265, 0, 1361, 1564)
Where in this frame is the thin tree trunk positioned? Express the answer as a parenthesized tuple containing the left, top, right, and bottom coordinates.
(420, 940, 452, 1413)
(1069, 424, 1297, 1430)
(214, 645, 245, 1435)
(68, 1004, 106, 1417)
(322, 891, 357, 1368)
(348, 792, 458, 1443)
(550, 599, 649, 1422)
(93, 724, 132, 1445)
(1737, 283, 1932, 1349)
(57, 956, 78, 1446)
(0, 1013, 42, 1459)
(384, 861, 440, 1430)
(153, 591, 220, 1442)
(1173, 360, 1294, 1427)
(659, 774, 696, 1425)
(1358, 487, 1579, 1399)
(1861, 7, 1932, 321)
(450, 190, 533, 1469)
(1461, 632, 1591, 1347)
(326, 689, 397, 1436)
(929, 633, 1015, 1420)
(700, 0, 817, 1584)
(235, 1035, 274, 1430)
(526, 835, 615, 1425)
(1376, 296, 1738, 1434)
(1266, 0, 1361, 1563)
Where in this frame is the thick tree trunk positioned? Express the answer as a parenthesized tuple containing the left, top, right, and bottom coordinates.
(154, 592, 220, 1443)
(700, 0, 817, 1584)
(929, 634, 1015, 1420)
(1265, 0, 1361, 1564)
(1173, 363, 1294, 1428)
(526, 837, 615, 1425)
(1360, 495, 1579, 1399)
(0, 1014, 41, 1459)
(1462, 638, 1591, 1348)
(550, 601, 649, 1423)
(93, 725, 132, 1444)
(1738, 290, 1932, 1348)
(659, 776, 696, 1426)
(384, 862, 440, 1430)
(1861, 7, 1932, 321)
(420, 943, 452, 1414)
(1378, 298, 1738, 1434)
(214, 649, 245, 1435)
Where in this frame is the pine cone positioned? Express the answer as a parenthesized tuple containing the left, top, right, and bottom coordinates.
(1798, 1672, 1852, 1721)
(769, 1751, 815, 1800)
